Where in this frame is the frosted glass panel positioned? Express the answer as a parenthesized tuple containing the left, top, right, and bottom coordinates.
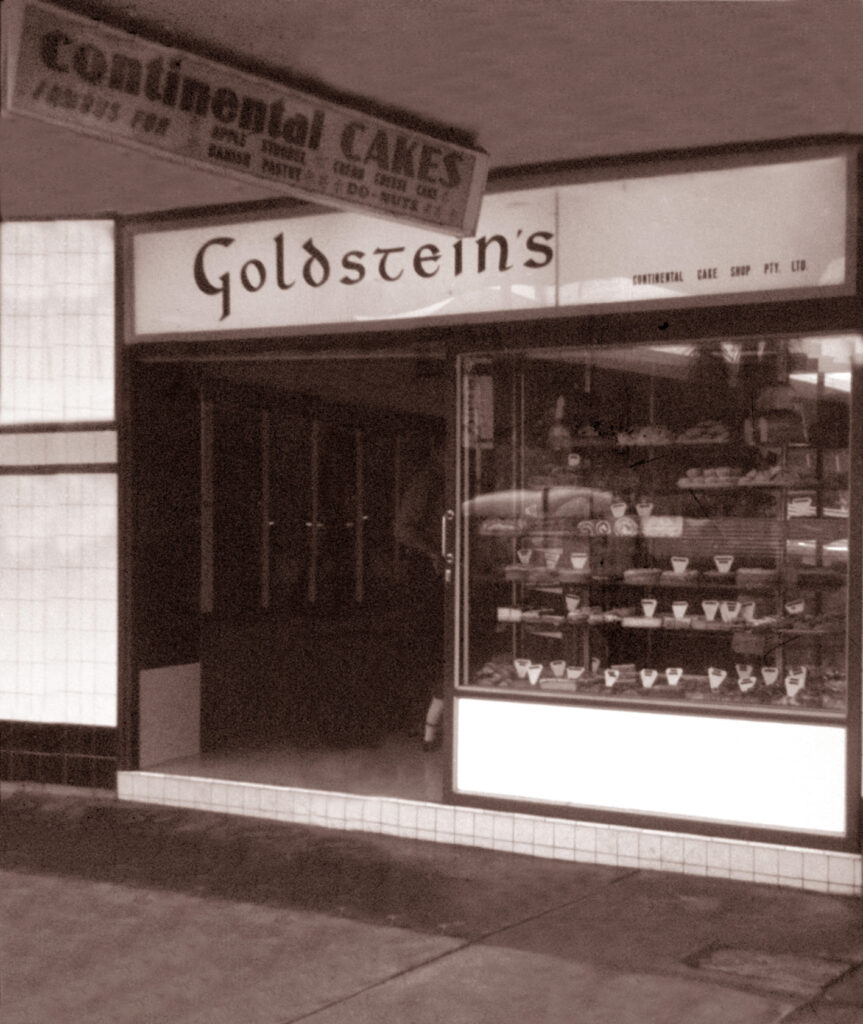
(1, 220, 115, 424)
(0, 473, 117, 725)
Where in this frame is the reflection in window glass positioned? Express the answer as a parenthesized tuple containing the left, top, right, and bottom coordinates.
(0, 473, 117, 725)
(459, 335, 856, 717)
(0, 220, 115, 424)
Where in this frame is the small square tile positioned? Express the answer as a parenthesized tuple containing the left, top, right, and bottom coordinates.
(684, 838, 707, 866)
(660, 835, 684, 865)
(595, 829, 616, 858)
(513, 841, 533, 856)
(211, 783, 230, 810)
(828, 856, 856, 886)
(778, 849, 803, 879)
(753, 846, 779, 878)
(595, 849, 617, 867)
(454, 810, 474, 837)
(206, 782, 225, 808)
(534, 843, 554, 860)
(435, 807, 455, 835)
(706, 841, 731, 870)
(534, 820, 554, 847)
(310, 793, 328, 818)
(242, 787, 262, 814)
(493, 815, 514, 842)
(292, 796, 311, 823)
(188, 781, 211, 810)
(116, 773, 133, 799)
(260, 788, 277, 815)
(417, 829, 435, 843)
(618, 855, 640, 869)
(344, 797, 364, 825)
(276, 789, 295, 817)
(553, 821, 575, 850)
(362, 798, 382, 824)
(638, 833, 661, 862)
(146, 775, 167, 799)
(617, 830, 639, 858)
(730, 869, 755, 882)
(398, 802, 418, 829)
(474, 812, 494, 839)
(729, 844, 754, 874)
(575, 825, 596, 852)
(416, 805, 436, 832)
(513, 816, 534, 844)
(803, 853, 829, 883)
(325, 795, 346, 821)
(380, 801, 399, 825)
(573, 848, 596, 866)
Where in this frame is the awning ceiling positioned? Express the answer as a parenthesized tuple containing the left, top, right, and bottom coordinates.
(2, 0, 862, 221)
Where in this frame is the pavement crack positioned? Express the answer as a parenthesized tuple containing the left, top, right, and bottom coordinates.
(274, 872, 638, 1022)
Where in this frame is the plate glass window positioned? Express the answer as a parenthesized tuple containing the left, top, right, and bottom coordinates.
(458, 335, 857, 719)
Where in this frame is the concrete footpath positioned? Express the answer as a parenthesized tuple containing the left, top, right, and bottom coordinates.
(2, 786, 863, 1024)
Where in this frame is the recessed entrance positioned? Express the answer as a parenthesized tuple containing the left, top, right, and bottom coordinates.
(130, 351, 449, 801)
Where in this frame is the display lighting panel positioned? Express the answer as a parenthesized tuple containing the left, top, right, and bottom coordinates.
(0, 473, 117, 725)
(0, 220, 115, 424)
(455, 698, 846, 835)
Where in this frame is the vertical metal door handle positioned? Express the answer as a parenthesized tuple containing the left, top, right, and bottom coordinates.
(441, 509, 455, 583)
(440, 509, 455, 559)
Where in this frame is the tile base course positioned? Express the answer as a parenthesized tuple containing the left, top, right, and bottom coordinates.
(117, 771, 862, 898)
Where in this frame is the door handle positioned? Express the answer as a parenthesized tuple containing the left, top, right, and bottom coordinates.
(441, 509, 455, 583)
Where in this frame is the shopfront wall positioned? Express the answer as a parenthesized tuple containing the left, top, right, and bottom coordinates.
(5, 138, 863, 892)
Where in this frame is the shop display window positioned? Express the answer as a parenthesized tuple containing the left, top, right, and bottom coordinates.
(458, 336, 858, 718)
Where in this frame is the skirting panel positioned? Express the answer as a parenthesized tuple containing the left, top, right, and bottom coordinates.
(454, 698, 847, 836)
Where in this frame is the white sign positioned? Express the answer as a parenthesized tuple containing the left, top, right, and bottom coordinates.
(128, 153, 852, 340)
(2, 0, 488, 236)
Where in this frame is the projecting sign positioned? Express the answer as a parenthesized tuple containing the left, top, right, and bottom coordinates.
(128, 152, 852, 340)
(1, 0, 488, 236)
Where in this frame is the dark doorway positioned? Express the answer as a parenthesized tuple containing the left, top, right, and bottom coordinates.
(133, 355, 447, 761)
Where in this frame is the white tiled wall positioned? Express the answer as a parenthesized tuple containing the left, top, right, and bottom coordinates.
(0, 220, 119, 729)
(0, 473, 118, 726)
(117, 771, 863, 897)
(0, 220, 115, 425)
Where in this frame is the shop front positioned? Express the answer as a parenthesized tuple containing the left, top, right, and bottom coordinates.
(117, 137, 863, 893)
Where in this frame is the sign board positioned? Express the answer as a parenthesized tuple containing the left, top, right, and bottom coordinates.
(1, 0, 488, 236)
(128, 151, 853, 340)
